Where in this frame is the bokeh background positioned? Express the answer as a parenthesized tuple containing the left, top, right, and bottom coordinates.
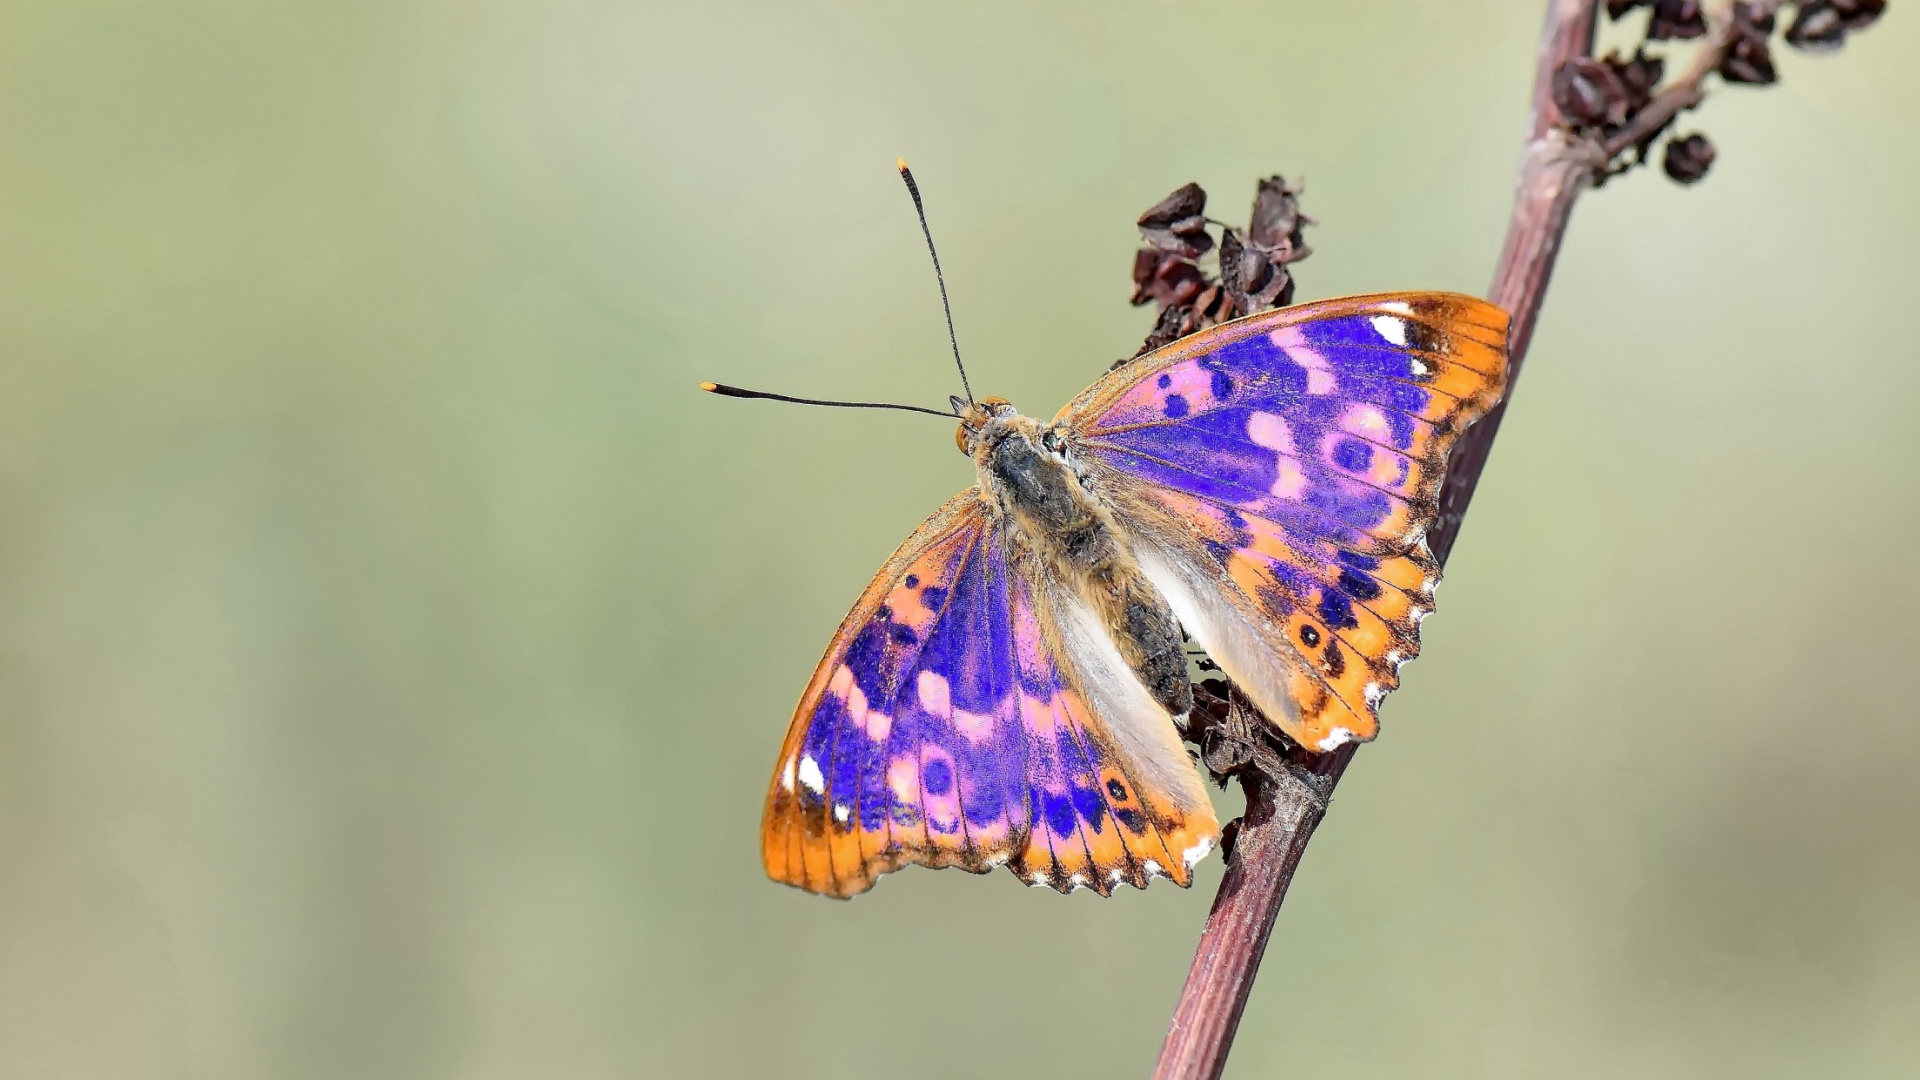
(3, 1, 1916, 1077)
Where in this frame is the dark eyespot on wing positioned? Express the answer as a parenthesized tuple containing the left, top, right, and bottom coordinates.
(1322, 640, 1346, 679)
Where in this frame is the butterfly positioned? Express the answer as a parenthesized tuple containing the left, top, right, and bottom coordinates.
(710, 166, 1510, 899)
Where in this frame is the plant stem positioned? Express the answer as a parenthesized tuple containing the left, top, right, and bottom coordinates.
(1151, 4, 1602, 1077)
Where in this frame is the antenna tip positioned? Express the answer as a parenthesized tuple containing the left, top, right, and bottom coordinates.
(895, 156, 909, 174)
(698, 381, 719, 393)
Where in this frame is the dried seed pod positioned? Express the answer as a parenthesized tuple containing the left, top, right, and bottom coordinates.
(1129, 249, 1209, 308)
(1786, 0, 1884, 49)
(1604, 48, 1665, 113)
(1137, 182, 1205, 228)
(1136, 182, 1214, 259)
(1720, 2, 1779, 84)
(1219, 229, 1291, 316)
(1553, 56, 1631, 127)
(1732, 1, 1777, 34)
(1247, 175, 1312, 262)
(1125, 175, 1313, 358)
(1720, 33, 1778, 84)
(1129, 247, 1161, 295)
(1833, 0, 1888, 29)
(1663, 132, 1716, 184)
(1647, 0, 1707, 39)
(1786, 0, 1850, 47)
(1193, 282, 1234, 325)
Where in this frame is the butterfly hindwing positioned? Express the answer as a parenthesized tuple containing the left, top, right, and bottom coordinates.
(762, 493, 1219, 898)
(761, 494, 987, 898)
(1007, 550, 1217, 892)
(1057, 292, 1510, 751)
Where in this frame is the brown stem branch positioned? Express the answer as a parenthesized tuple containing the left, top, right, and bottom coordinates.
(1151, 4, 1602, 1077)
(1600, 3, 1769, 159)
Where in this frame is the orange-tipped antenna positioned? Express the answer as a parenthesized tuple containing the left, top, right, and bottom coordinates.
(699, 381, 958, 419)
(896, 159, 973, 405)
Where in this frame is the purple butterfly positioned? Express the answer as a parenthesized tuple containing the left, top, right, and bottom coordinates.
(709, 165, 1510, 897)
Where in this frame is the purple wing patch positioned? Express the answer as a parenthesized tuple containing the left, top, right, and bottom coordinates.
(1057, 292, 1510, 752)
(763, 495, 1218, 898)
(1079, 311, 1488, 550)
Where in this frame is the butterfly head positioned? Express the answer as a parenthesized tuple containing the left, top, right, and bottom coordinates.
(952, 395, 1017, 455)
(961, 402, 1094, 536)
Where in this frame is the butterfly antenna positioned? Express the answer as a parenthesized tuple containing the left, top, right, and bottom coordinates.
(896, 158, 974, 405)
(698, 382, 958, 419)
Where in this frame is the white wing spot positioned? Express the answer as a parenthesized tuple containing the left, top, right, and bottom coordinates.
(1182, 836, 1215, 868)
(832, 803, 850, 824)
(1379, 300, 1413, 315)
(1317, 728, 1355, 752)
(1246, 411, 1296, 453)
(781, 756, 797, 792)
(1143, 859, 1166, 879)
(1271, 459, 1308, 499)
(953, 707, 995, 743)
(797, 755, 826, 794)
(916, 670, 951, 717)
(1363, 682, 1384, 708)
(1371, 315, 1409, 347)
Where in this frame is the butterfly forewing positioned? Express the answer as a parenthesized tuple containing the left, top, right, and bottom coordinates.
(1058, 292, 1510, 751)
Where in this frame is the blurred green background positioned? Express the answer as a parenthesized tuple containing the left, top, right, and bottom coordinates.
(2, 1, 1916, 1077)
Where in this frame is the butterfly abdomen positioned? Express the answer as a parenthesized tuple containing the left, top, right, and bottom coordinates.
(976, 414, 1192, 720)
(1107, 580, 1191, 719)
